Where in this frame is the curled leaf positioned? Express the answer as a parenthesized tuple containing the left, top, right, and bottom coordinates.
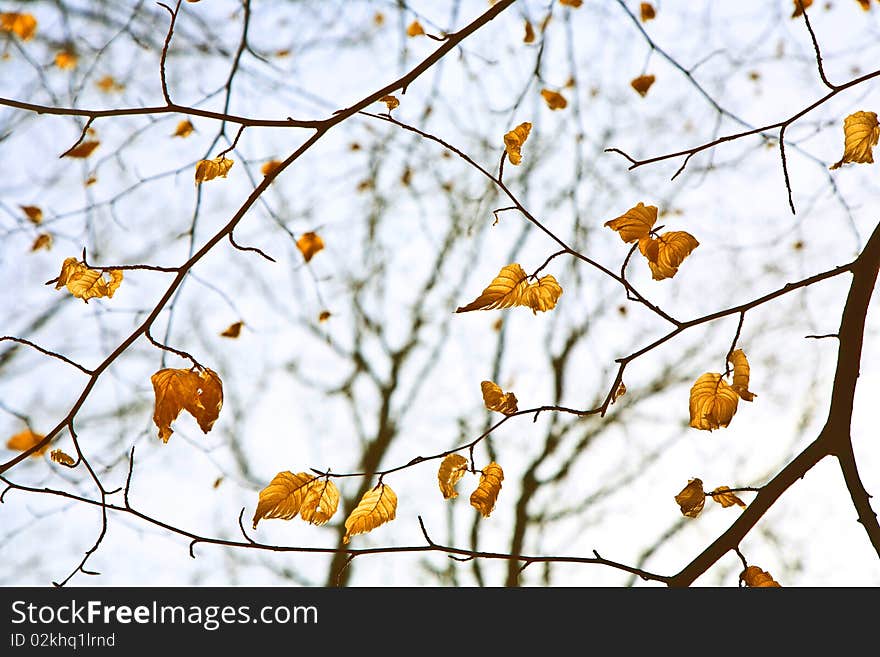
(630, 74, 655, 97)
(455, 263, 562, 314)
(470, 462, 504, 517)
(64, 141, 100, 159)
(689, 373, 739, 431)
(172, 120, 194, 138)
(438, 453, 469, 499)
(710, 486, 747, 509)
(604, 202, 657, 243)
(829, 110, 879, 169)
(252, 471, 317, 528)
(50, 449, 75, 466)
(481, 380, 518, 415)
(299, 478, 341, 525)
(612, 381, 627, 403)
(675, 478, 706, 518)
(55, 257, 123, 302)
(503, 122, 532, 165)
(5, 429, 47, 457)
(741, 565, 781, 587)
(728, 349, 757, 401)
(379, 95, 399, 111)
(150, 367, 224, 443)
(195, 156, 234, 184)
(296, 231, 324, 262)
(540, 89, 567, 110)
(641, 231, 699, 280)
(343, 484, 398, 544)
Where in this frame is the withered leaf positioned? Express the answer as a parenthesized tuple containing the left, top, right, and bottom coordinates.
(343, 483, 398, 544)
(406, 20, 425, 37)
(0, 12, 37, 40)
(640, 231, 699, 280)
(741, 565, 781, 587)
(503, 122, 532, 165)
(55, 257, 123, 302)
(689, 373, 740, 431)
(540, 89, 567, 110)
(30, 233, 52, 252)
(21, 205, 43, 224)
(220, 321, 243, 338)
(640, 2, 656, 21)
(172, 120, 194, 138)
(710, 486, 747, 509)
(380, 95, 399, 111)
(675, 478, 706, 518)
(470, 462, 504, 517)
(728, 349, 757, 401)
(630, 74, 656, 97)
(455, 263, 562, 314)
(195, 156, 234, 184)
(604, 202, 658, 243)
(299, 478, 341, 525)
(150, 367, 223, 443)
(481, 380, 518, 415)
(438, 453, 469, 500)
(64, 141, 100, 159)
(50, 449, 75, 466)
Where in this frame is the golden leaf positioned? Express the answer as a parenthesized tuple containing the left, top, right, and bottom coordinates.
(631, 74, 656, 97)
(481, 381, 518, 415)
(604, 202, 658, 243)
(503, 122, 532, 165)
(455, 263, 562, 314)
(559, 0, 583, 6)
(380, 95, 399, 111)
(252, 471, 317, 528)
(438, 453, 469, 500)
(374, 11, 385, 26)
(343, 483, 398, 544)
(54, 50, 77, 70)
(194, 156, 234, 183)
(5, 429, 47, 457)
(641, 231, 699, 280)
(55, 257, 123, 302)
(220, 321, 243, 338)
(150, 367, 223, 443)
(0, 12, 37, 40)
(85, 175, 97, 186)
(172, 120, 194, 138)
(30, 233, 52, 252)
(728, 349, 757, 401)
(470, 462, 504, 517)
(261, 159, 282, 176)
(95, 75, 124, 93)
(741, 565, 781, 587)
(50, 449, 75, 466)
(21, 205, 43, 224)
(64, 140, 100, 159)
(709, 486, 747, 509)
(791, 0, 813, 17)
(640, 2, 656, 21)
(406, 20, 425, 37)
(318, 310, 331, 322)
(296, 231, 324, 262)
(523, 20, 535, 43)
(674, 478, 705, 518)
(299, 478, 340, 525)
(540, 89, 567, 110)
(829, 110, 879, 169)
(689, 373, 740, 431)
(856, 0, 871, 10)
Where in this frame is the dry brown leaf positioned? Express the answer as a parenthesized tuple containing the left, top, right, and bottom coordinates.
(0, 12, 37, 40)
(631, 74, 656, 97)
(50, 449, 75, 466)
(299, 478, 341, 525)
(95, 75, 124, 93)
(674, 478, 706, 518)
(380, 95, 399, 111)
(559, 0, 583, 6)
(856, 0, 871, 10)
(741, 565, 782, 587)
(261, 159, 282, 176)
(21, 205, 43, 224)
(194, 156, 233, 184)
(54, 50, 77, 70)
(503, 122, 532, 165)
(689, 373, 740, 431)
(30, 233, 52, 252)
(172, 120, 194, 138)
(406, 20, 425, 37)
(792, 0, 814, 17)
(710, 486, 747, 509)
(481, 380, 518, 415)
(343, 484, 398, 544)
(470, 462, 504, 517)
(150, 367, 223, 443)
(540, 89, 567, 110)
(604, 202, 658, 243)
(640, 2, 656, 21)
(64, 141, 100, 159)
(55, 257, 123, 302)
(612, 381, 627, 403)
(455, 263, 562, 314)
(438, 453, 469, 500)
(829, 110, 879, 169)
(641, 231, 699, 280)
(523, 20, 535, 43)
(85, 175, 97, 186)
(296, 231, 324, 262)
(728, 349, 757, 401)
(220, 321, 243, 338)
(318, 310, 331, 323)
(252, 471, 317, 528)
(5, 429, 47, 457)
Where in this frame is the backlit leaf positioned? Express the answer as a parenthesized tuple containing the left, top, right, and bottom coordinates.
(150, 367, 223, 443)
(523, 20, 535, 43)
(343, 484, 398, 544)
(55, 257, 123, 302)
(172, 120, 194, 138)
(455, 263, 562, 314)
(689, 373, 739, 431)
(5, 429, 47, 457)
(710, 486, 747, 509)
(438, 453, 469, 500)
(470, 462, 504, 517)
(252, 471, 317, 528)
(481, 380, 518, 415)
(21, 205, 43, 224)
(741, 565, 781, 587)
(641, 231, 699, 280)
(674, 478, 705, 518)
(54, 50, 77, 70)
(64, 141, 100, 159)
(299, 478, 341, 525)
(640, 2, 656, 21)
(30, 233, 52, 252)
(540, 89, 567, 110)
(220, 321, 243, 338)
(194, 156, 233, 183)
(296, 231, 324, 262)
(380, 95, 399, 111)
(503, 122, 532, 165)
(406, 20, 425, 37)
(728, 349, 757, 401)
(604, 202, 657, 243)
(829, 110, 879, 169)
(630, 74, 655, 97)
(50, 449, 75, 466)
(0, 12, 37, 40)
